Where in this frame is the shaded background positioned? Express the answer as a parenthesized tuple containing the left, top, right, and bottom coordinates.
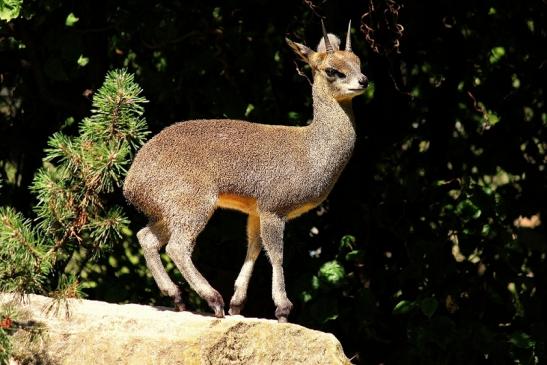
(1, 0, 545, 363)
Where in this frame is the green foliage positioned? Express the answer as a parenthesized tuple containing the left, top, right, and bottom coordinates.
(0, 69, 148, 296)
(0, 0, 22, 21)
(318, 261, 345, 286)
(64, 12, 78, 27)
(30, 69, 148, 257)
(80, 70, 149, 150)
(0, 207, 51, 295)
(0, 328, 11, 365)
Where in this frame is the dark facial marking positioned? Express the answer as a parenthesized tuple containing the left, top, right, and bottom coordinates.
(324, 67, 346, 79)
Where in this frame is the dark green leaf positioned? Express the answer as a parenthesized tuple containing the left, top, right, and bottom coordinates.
(420, 297, 438, 319)
(509, 332, 535, 349)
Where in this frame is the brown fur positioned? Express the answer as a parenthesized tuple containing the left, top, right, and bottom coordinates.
(123, 25, 367, 322)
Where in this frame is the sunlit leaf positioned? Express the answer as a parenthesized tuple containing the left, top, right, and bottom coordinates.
(340, 235, 356, 250)
(77, 55, 89, 67)
(393, 300, 415, 315)
(245, 103, 255, 117)
(363, 82, 375, 102)
(489, 47, 506, 64)
(0, 0, 22, 21)
(486, 110, 500, 125)
(65, 12, 79, 27)
(319, 261, 346, 285)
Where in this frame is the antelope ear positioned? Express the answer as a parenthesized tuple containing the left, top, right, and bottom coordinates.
(286, 38, 315, 63)
(316, 34, 340, 53)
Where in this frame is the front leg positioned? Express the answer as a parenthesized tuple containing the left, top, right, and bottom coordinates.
(259, 212, 293, 322)
(229, 214, 261, 315)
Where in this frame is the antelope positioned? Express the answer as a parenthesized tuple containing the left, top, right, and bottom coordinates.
(123, 21, 368, 322)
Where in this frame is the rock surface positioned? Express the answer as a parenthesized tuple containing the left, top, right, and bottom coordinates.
(1, 294, 351, 365)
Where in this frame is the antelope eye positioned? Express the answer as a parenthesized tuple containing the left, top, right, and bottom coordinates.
(325, 67, 346, 79)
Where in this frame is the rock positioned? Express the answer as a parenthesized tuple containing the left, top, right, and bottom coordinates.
(1, 294, 351, 365)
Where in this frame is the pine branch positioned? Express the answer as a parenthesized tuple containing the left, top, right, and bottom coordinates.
(45, 274, 86, 319)
(0, 327, 12, 365)
(0, 207, 51, 295)
(32, 69, 149, 257)
(0, 69, 149, 297)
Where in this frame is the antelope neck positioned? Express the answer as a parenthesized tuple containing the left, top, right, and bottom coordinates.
(307, 80, 356, 148)
(304, 80, 357, 183)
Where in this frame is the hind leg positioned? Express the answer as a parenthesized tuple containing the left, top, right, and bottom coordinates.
(164, 192, 225, 318)
(137, 222, 185, 311)
(229, 214, 261, 315)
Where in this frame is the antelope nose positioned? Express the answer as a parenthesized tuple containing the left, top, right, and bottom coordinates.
(359, 76, 369, 88)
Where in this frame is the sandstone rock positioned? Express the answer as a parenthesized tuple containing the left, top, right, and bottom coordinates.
(1, 294, 351, 365)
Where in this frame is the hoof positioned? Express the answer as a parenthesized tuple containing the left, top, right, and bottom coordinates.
(228, 304, 242, 316)
(228, 297, 246, 316)
(275, 300, 293, 322)
(213, 305, 225, 318)
(174, 302, 186, 312)
(171, 291, 185, 312)
(207, 291, 225, 318)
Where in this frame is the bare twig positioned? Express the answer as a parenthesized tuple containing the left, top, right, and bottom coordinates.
(294, 61, 312, 86)
(467, 90, 492, 132)
(360, 0, 404, 55)
(302, 0, 323, 18)
(360, 0, 409, 95)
